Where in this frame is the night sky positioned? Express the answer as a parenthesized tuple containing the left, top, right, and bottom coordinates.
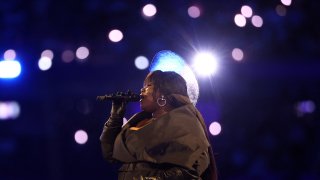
(0, 0, 319, 179)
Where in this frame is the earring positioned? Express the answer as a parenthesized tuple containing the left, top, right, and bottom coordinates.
(157, 95, 166, 107)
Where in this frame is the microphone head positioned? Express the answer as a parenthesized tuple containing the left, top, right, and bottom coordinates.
(96, 96, 107, 101)
(127, 94, 141, 102)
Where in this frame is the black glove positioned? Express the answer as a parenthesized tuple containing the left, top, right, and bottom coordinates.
(105, 97, 127, 127)
(110, 100, 127, 119)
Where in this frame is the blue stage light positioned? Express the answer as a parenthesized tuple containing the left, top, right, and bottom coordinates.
(149, 50, 199, 105)
(0, 60, 21, 79)
(150, 50, 185, 73)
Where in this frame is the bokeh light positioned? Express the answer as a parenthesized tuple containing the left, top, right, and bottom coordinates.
(276, 5, 287, 16)
(296, 100, 316, 117)
(76, 46, 89, 61)
(142, 4, 157, 17)
(4, 49, 16, 60)
(251, 15, 263, 27)
(38, 56, 52, 71)
(234, 14, 246, 27)
(108, 29, 124, 42)
(209, 122, 222, 136)
(188, 6, 201, 18)
(0, 101, 20, 120)
(74, 129, 88, 145)
(0, 60, 22, 78)
(41, 49, 54, 59)
(281, 0, 292, 6)
(134, 55, 149, 70)
(241, 5, 253, 18)
(61, 50, 75, 63)
(39, 49, 54, 71)
(192, 52, 218, 76)
(232, 48, 244, 61)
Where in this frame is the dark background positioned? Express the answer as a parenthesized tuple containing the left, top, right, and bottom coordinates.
(0, 0, 319, 179)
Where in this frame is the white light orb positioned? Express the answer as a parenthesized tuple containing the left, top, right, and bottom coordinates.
(142, 4, 157, 17)
(134, 56, 149, 70)
(241, 5, 253, 18)
(281, 0, 292, 6)
(108, 29, 124, 42)
(38, 56, 52, 71)
(0, 60, 22, 78)
(209, 122, 222, 136)
(234, 14, 246, 27)
(74, 130, 88, 145)
(192, 52, 218, 77)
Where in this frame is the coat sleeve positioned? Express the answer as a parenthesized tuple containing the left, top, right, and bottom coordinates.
(99, 117, 123, 162)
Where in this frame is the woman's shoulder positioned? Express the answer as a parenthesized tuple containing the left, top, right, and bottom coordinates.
(169, 104, 199, 120)
(124, 111, 152, 127)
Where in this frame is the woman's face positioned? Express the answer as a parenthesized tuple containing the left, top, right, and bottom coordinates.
(140, 82, 159, 113)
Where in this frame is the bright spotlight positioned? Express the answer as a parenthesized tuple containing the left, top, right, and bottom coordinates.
(192, 52, 218, 76)
(0, 60, 22, 79)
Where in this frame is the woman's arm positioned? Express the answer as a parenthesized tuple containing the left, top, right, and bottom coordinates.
(100, 117, 123, 162)
(100, 100, 127, 162)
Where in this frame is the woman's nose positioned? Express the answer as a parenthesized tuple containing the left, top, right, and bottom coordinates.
(140, 87, 145, 92)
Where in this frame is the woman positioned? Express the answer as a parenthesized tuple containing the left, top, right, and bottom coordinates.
(100, 70, 217, 179)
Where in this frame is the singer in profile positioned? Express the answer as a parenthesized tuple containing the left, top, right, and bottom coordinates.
(100, 70, 218, 180)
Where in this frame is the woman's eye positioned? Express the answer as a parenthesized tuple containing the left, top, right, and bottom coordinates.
(142, 84, 152, 89)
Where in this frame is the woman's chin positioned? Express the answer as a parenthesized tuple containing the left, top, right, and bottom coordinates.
(140, 103, 145, 110)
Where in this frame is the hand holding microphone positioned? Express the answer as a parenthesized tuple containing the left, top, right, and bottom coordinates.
(97, 90, 140, 120)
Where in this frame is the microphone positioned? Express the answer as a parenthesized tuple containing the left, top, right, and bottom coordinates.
(96, 90, 140, 102)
